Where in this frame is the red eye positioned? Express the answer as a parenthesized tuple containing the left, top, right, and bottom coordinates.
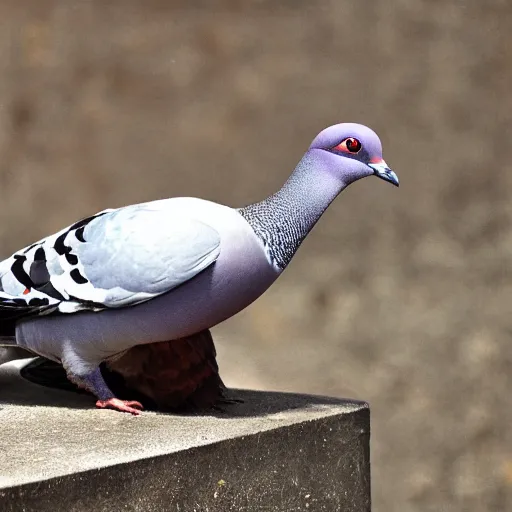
(333, 137, 362, 154)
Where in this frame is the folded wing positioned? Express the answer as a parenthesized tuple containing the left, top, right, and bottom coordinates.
(0, 202, 221, 318)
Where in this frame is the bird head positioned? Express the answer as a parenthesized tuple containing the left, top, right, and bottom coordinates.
(308, 123, 399, 187)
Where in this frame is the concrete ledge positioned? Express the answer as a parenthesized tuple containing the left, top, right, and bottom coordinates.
(0, 359, 370, 511)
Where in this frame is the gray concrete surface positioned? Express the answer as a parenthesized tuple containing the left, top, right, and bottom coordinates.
(0, 359, 370, 511)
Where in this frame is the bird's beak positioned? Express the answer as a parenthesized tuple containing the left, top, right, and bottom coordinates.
(368, 159, 399, 187)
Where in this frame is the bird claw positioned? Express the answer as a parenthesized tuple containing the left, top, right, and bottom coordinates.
(96, 398, 144, 415)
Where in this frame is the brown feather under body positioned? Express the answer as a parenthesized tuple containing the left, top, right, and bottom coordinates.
(104, 329, 225, 411)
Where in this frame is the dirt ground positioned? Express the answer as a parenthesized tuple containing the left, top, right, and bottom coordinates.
(0, 1, 511, 510)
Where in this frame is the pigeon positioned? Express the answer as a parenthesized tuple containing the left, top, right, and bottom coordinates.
(0, 122, 398, 414)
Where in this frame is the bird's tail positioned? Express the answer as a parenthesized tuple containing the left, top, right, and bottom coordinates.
(0, 335, 17, 347)
(0, 299, 39, 340)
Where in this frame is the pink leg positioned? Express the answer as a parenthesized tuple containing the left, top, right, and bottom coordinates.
(68, 367, 144, 415)
(95, 398, 143, 415)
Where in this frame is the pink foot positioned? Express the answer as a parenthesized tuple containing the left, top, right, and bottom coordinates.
(96, 398, 143, 415)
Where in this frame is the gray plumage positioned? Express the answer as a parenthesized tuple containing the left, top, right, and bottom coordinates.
(239, 155, 332, 269)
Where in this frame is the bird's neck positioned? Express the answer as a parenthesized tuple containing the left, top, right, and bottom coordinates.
(238, 150, 347, 270)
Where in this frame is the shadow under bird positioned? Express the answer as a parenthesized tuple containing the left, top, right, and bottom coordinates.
(0, 123, 398, 414)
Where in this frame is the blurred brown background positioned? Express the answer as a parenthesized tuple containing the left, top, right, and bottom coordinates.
(0, 1, 511, 510)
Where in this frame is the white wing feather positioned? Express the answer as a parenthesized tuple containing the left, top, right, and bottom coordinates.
(0, 201, 221, 316)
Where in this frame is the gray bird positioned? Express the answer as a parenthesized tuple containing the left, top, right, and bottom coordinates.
(0, 122, 398, 414)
